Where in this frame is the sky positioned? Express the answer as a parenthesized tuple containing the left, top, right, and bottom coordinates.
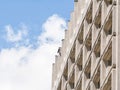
(0, 0, 73, 90)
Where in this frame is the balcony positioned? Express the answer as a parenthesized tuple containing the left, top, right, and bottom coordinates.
(75, 49, 83, 86)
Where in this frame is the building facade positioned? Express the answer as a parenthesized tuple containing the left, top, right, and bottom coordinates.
(52, 0, 120, 90)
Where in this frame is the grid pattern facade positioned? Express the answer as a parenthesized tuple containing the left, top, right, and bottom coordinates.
(52, 0, 120, 90)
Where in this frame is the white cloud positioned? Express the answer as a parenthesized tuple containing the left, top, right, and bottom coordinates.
(39, 14, 67, 44)
(0, 14, 67, 90)
(5, 24, 28, 42)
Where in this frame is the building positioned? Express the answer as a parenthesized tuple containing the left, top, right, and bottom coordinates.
(52, 0, 120, 90)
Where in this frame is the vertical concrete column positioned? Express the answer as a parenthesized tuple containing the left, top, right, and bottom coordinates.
(72, 12, 75, 31)
(112, 4, 116, 71)
(101, 0, 106, 25)
(74, 1, 78, 26)
(70, 12, 75, 38)
(52, 63, 55, 89)
(68, 21, 71, 41)
(116, 0, 120, 90)
(77, 0, 81, 19)
(112, 69, 116, 90)
(82, 73, 85, 90)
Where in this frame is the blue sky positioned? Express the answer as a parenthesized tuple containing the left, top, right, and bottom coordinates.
(0, 0, 73, 49)
(0, 0, 74, 90)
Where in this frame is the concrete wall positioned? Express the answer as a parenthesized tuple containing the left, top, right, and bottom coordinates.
(52, 0, 119, 90)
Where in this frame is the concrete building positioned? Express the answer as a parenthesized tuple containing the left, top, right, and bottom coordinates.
(52, 0, 120, 90)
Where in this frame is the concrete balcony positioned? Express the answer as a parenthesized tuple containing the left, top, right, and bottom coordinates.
(91, 36, 101, 76)
(75, 50, 83, 86)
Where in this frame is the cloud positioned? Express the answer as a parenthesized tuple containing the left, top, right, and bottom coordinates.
(0, 14, 67, 90)
(5, 24, 28, 42)
(38, 14, 67, 44)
